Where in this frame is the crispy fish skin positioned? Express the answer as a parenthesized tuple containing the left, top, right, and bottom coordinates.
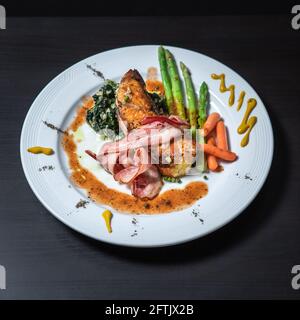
(116, 69, 156, 130)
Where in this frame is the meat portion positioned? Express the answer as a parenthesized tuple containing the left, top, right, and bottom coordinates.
(98, 120, 183, 156)
(96, 146, 163, 200)
(131, 166, 163, 199)
(86, 68, 199, 199)
(116, 69, 157, 131)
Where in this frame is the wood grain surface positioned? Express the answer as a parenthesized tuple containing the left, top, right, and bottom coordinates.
(0, 16, 299, 299)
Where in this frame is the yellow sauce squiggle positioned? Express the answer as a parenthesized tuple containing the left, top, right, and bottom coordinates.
(211, 73, 257, 147)
(211, 73, 235, 106)
(237, 98, 257, 147)
(237, 91, 246, 111)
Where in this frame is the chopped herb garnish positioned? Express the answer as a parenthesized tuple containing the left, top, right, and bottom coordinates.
(132, 218, 138, 225)
(75, 199, 89, 209)
(131, 230, 138, 237)
(43, 121, 67, 135)
(86, 64, 105, 80)
(192, 209, 204, 224)
(38, 165, 55, 172)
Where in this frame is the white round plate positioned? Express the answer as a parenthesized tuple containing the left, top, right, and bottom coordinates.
(20, 45, 273, 247)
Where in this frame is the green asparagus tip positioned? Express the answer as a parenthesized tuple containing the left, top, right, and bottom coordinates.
(201, 81, 208, 90)
(180, 61, 190, 74)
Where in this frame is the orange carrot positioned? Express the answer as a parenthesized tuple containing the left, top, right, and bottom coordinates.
(203, 112, 221, 136)
(207, 137, 219, 171)
(202, 143, 237, 162)
(216, 120, 228, 150)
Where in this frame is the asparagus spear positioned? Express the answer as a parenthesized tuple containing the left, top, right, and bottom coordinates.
(198, 81, 208, 128)
(158, 46, 174, 114)
(165, 49, 187, 120)
(180, 62, 197, 134)
(198, 82, 209, 173)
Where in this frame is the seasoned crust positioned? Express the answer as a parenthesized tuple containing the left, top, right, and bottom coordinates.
(116, 69, 156, 130)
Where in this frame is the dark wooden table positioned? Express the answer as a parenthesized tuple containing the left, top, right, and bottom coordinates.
(0, 16, 299, 299)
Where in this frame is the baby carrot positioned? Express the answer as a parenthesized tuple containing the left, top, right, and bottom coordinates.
(203, 112, 221, 136)
(216, 120, 228, 150)
(207, 137, 219, 171)
(202, 143, 237, 162)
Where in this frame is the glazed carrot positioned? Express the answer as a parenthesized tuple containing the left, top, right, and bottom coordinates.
(207, 137, 219, 171)
(216, 120, 228, 150)
(203, 112, 221, 136)
(202, 143, 237, 162)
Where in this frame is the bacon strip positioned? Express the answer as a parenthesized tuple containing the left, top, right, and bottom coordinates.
(99, 121, 182, 155)
(86, 120, 190, 199)
(141, 115, 190, 129)
(131, 165, 163, 199)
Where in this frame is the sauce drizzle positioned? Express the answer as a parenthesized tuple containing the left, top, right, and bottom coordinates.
(102, 210, 113, 233)
(211, 73, 257, 147)
(211, 73, 235, 106)
(237, 98, 257, 147)
(27, 146, 54, 155)
(237, 91, 245, 111)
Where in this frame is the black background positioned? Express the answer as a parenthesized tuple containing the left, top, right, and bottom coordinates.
(0, 0, 300, 300)
(0, 0, 298, 16)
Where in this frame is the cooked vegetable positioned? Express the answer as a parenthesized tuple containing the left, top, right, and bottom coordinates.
(86, 80, 119, 139)
(197, 131, 206, 173)
(148, 92, 168, 115)
(202, 143, 237, 162)
(207, 137, 219, 171)
(197, 82, 209, 173)
(180, 62, 197, 134)
(198, 81, 209, 128)
(165, 49, 187, 120)
(163, 176, 182, 183)
(203, 112, 221, 137)
(158, 46, 174, 113)
(216, 120, 228, 150)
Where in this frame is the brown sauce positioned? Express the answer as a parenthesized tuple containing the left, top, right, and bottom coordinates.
(62, 100, 208, 214)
